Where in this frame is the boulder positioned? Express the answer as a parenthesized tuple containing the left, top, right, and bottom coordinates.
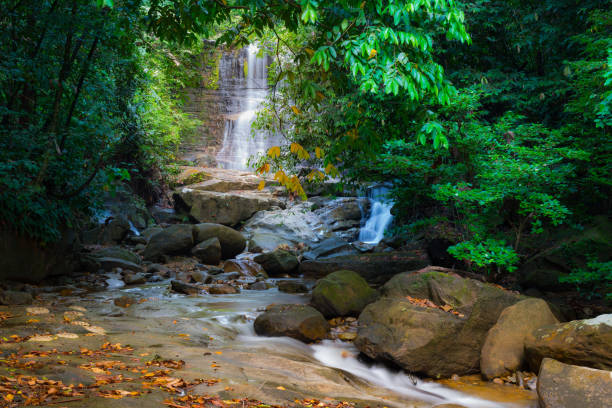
(206, 284, 239, 294)
(222, 259, 265, 277)
(193, 223, 246, 259)
(122, 272, 147, 286)
(81, 217, 131, 245)
(302, 237, 357, 260)
(97, 257, 143, 273)
(171, 280, 201, 295)
(254, 304, 329, 342)
(311, 270, 378, 318)
(480, 298, 559, 379)
(355, 298, 464, 377)
(525, 314, 612, 372)
(191, 237, 222, 265)
(254, 249, 299, 276)
(0, 290, 33, 305)
(173, 188, 281, 226)
(248, 281, 269, 290)
(300, 251, 430, 286)
(537, 358, 612, 408)
(277, 281, 309, 294)
(90, 247, 141, 265)
(141, 226, 163, 242)
(313, 197, 369, 232)
(355, 271, 523, 377)
(142, 224, 194, 262)
(247, 232, 289, 253)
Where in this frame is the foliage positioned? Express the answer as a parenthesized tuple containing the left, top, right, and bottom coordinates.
(559, 261, 612, 300)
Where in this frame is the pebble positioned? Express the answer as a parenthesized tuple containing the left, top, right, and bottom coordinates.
(26, 307, 50, 315)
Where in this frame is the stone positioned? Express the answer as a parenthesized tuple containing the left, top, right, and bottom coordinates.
(254, 304, 329, 342)
(0, 290, 33, 305)
(248, 281, 269, 290)
(254, 249, 299, 276)
(191, 237, 222, 265)
(142, 224, 194, 262)
(114, 295, 138, 308)
(193, 223, 246, 259)
(141, 226, 163, 242)
(91, 246, 141, 264)
(302, 237, 357, 260)
(97, 257, 143, 273)
(277, 281, 309, 294)
(537, 358, 612, 408)
(300, 251, 430, 286)
(311, 270, 379, 318)
(525, 314, 612, 372)
(247, 233, 289, 253)
(122, 272, 147, 286)
(190, 270, 208, 283)
(480, 298, 559, 379)
(173, 188, 282, 226)
(206, 284, 239, 294)
(170, 280, 201, 295)
(313, 197, 369, 231)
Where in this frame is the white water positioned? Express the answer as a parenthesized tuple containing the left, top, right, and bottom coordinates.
(359, 186, 394, 244)
(216, 44, 281, 170)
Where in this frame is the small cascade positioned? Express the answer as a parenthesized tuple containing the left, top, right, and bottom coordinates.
(358, 186, 394, 244)
(216, 44, 281, 170)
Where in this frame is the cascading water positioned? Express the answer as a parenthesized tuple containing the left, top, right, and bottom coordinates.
(358, 185, 394, 244)
(216, 44, 281, 170)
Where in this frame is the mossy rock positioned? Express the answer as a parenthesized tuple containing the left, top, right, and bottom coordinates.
(311, 270, 379, 318)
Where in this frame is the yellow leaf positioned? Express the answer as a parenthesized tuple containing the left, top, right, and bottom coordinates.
(315, 147, 323, 159)
(215, 351, 223, 355)
(290, 142, 302, 154)
(178, 333, 189, 337)
(305, 48, 314, 56)
(4, 394, 14, 402)
(267, 146, 281, 158)
(276, 386, 286, 390)
(291, 105, 301, 115)
(258, 180, 265, 190)
(368, 48, 377, 59)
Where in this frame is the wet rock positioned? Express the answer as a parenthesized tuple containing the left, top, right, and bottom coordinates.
(126, 235, 147, 245)
(432, 405, 469, 408)
(524, 314, 612, 372)
(191, 237, 222, 265)
(193, 223, 246, 259)
(254, 304, 329, 342)
(277, 281, 309, 294)
(170, 280, 201, 295)
(537, 358, 612, 408)
(313, 197, 369, 231)
(302, 237, 356, 261)
(114, 295, 138, 308)
(190, 270, 208, 283)
(147, 263, 171, 277)
(248, 281, 269, 290)
(142, 224, 194, 262)
(122, 272, 147, 286)
(141, 226, 163, 242)
(300, 251, 430, 286)
(311, 270, 378, 318)
(0, 290, 33, 305)
(91, 246, 141, 264)
(254, 249, 299, 276)
(97, 257, 143, 273)
(247, 232, 289, 253)
(481, 298, 559, 379)
(222, 259, 266, 277)
(174, 188, 282, 226)
(207, 284, 239, 294)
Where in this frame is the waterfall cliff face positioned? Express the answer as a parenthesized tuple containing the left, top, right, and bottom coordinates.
(215, 45, 281, 170)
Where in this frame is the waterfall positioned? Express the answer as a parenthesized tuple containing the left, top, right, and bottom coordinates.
(216, 44, 280, 170)
(358, 186, 394, 244)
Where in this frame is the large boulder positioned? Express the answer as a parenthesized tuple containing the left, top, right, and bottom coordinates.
(313, 197, 369, 232)
(253, 249, 299, 276)
(300, 251, 430, 286)
(191, 237, 222, 265)
(247, 232, 289, 253)
(302, 237, 357, 261)
(142, 224, 194, 262)
(254, 304, 329, 342)
(91, 246, 141, 265)
(480, 298, 559, 379)
(355, 298, 464, 377)
(537, 358, 612, 408)
(355, 271, 523, 377)
(311, 270, 379, 318)
(193, 223, 246, 259)
(524, 314, 612, 372)
(173, 188, 282, 226)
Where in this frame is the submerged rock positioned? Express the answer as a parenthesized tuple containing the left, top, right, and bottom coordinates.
(206, 284, 239, 294)
(311, 270, 378, 318)
(191, 237, 222, 265)
(193, 223, 246, 259)
(254, 304, 329, 342)
(525, 314, 612, 372)
(480, 298, 559, 379)
(254, 249, 299, 276)
(170, 280, 201, 295)
(537, 358, 612, 408)
(0, 290, 33, 305)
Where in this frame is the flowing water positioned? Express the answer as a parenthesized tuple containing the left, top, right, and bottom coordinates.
(359, 186, 394, 244)
(57, 279, 536, 408)
(216, 45, 282, 170)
